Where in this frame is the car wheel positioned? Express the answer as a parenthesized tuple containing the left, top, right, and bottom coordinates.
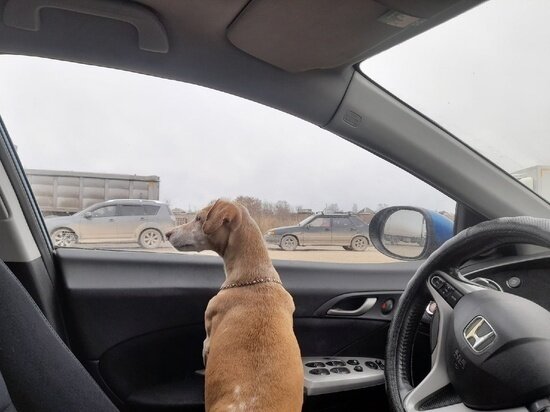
(51, 228, 77, 247)
(139, 229, 162, 249)
(280, 235, 298, 251)
(350, 236, 369, 251)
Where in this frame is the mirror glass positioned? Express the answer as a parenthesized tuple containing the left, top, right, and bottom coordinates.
(382, 210, 427, 258)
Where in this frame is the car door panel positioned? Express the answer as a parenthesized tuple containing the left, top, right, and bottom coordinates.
(80, 206, 118, 241)
(302, 217, 332, 245)
(55, 248, 420, 410)
(116, 204, 147, 240)
(331, 217, 357, 245)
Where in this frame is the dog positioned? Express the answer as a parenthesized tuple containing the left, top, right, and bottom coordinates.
(166, 199, 304, 412)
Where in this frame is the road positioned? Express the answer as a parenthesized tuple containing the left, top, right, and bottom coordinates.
(74, 243, 396, 264)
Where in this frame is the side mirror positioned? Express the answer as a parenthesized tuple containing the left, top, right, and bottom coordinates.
(369, 206, 453, 260)
(84, 212, 92, 219)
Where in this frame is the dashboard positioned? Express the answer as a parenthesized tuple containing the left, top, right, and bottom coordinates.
(462, 253, 550, 311)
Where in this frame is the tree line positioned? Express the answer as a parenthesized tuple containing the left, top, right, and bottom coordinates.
(233, 196, 302, 233)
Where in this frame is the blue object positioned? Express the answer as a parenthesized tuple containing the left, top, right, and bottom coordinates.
(426, 210, 454, 248)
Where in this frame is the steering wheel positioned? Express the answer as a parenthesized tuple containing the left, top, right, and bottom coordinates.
(386, 217, 550, 412)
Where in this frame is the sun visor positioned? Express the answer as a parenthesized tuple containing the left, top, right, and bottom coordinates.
(227, 0, 476, 72)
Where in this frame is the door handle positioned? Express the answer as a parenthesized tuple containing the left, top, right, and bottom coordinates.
(108, 218, 114, 222)
(140, 217, 145, 221)
(326, 297, 377, 316)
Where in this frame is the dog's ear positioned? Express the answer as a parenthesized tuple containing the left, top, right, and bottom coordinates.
(203, 199, 242, 235)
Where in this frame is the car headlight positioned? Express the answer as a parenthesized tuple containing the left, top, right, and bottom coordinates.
(266, 230, 275, 236)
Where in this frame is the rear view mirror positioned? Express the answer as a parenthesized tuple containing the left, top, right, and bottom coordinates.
(84, 212, 92, 219)
(369, 206, 453, 260)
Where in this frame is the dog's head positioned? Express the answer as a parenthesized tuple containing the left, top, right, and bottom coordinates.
(166, 199, 243, 254)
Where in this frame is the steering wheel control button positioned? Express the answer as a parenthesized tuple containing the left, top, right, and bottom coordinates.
(381, 299, 394, 315)
(309, 368, 330, 375)
(447, 290, 462, 307)
(325, 360, 345, 367)
(346, 359, 359, 365)
(329, 367, 350, 374)
(353, 365, 364, 372)
(305, 362, 325, 368)
(431, 276, 463, 307)
(430, 275, 444, 289)
(506, 276, 521, 288)
(365, 361, 379, 370)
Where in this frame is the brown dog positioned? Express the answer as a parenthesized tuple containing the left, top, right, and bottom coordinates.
(166, 199, 303, 411)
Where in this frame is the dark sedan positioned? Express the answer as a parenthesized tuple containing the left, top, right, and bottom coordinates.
(265, 213, 370, 251)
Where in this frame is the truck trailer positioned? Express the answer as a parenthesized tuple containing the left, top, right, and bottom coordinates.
(25, 169, 160, 216)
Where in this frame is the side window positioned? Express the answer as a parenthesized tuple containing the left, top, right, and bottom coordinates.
(91, 206, 117, 218)
(350, 216, 366, 227)
(332, 217, 353, 230)
(1, 55, 455, 263)
(309, 218, 331, 228)
(144, 205, 160, 216)
(120, 205, 145, 216)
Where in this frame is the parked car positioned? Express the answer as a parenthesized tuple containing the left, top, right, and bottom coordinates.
(265, 213, 370, 251)
(45, 199, 175, 248)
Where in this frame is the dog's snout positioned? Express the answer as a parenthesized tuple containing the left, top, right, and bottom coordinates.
(165, 229, 174, 241)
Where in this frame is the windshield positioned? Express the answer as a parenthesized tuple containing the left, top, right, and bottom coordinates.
(298, 216, 315, 226)
(360, 0, 550, 202)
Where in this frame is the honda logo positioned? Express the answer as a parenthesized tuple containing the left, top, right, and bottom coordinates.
(463, 316, 496, 353)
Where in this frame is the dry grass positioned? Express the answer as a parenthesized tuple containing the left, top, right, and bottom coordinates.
(253, 214, 301, 234)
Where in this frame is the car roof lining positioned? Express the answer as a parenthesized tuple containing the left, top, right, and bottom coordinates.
(0, 0, 353, 126)
(227, 0, 484, 72)
(0, 0, 484, 126)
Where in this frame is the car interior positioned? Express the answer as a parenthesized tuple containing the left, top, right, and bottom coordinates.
(0, 1, 549, 411)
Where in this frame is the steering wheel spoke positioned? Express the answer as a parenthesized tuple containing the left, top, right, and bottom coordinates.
(402, 271, 456, 411)
(402, 271, 530, 412)
(427, 270, 483, 311)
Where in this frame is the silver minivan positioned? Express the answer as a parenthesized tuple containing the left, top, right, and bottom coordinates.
(45, 199, 175, 248)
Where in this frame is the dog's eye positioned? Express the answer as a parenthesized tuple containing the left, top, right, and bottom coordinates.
(196, 216, 201, 222)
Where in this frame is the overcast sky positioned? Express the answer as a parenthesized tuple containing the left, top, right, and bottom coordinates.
(0, 0, 547, 213)
(363, 0, 550, 175)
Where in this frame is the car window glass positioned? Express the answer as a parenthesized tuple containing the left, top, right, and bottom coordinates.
(144, 205, 160, 216)
(332, 218, 353, 229)
(309, 218, 331, 228)
(120, 205, 145, 216)
(91, 206, 117, 218)
(0, 55, 455, 263)
(350, 216, 366, 227)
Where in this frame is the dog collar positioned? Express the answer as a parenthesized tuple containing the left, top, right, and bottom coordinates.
(220, 277, 282, 290)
